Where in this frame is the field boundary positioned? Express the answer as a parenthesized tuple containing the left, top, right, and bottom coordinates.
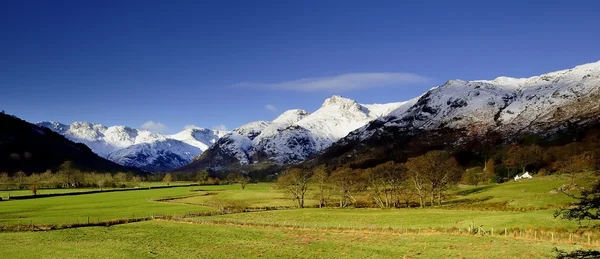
(1, 184, 199, 201)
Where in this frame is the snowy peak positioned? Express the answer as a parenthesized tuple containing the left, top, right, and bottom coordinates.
(321, 95, 364, 111)
(189, 96, 406, 169)
(234, 121, 270, 140)
(272, 109, 310, 125)
(36, 121, 69, 134)
(36, 121, 226, 171)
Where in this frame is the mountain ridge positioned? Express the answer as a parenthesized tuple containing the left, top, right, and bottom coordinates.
(37, 121, 228, 172)
(177, 95, 405, 173)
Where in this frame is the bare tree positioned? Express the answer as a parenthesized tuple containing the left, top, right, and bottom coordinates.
(227, 172, 250, 190)
(312, 166, 329, 208)
(329, 168, 364, 208)
(14, 171, 26, 190)
(276, 168, 312, 208)
(162, 173, 172, 186)
(363, 161, 407, 208)
(406, 150, 462, 207)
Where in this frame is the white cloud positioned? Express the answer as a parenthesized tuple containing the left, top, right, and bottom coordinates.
(141, 121, 168, 133)
(265, 104, 277, 112)
(233, 72, 430, 92)
(212, 124, 228, 131)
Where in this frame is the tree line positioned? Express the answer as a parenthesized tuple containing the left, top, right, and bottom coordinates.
(277, 150, 465, 208)
(0, 161, 143, 193)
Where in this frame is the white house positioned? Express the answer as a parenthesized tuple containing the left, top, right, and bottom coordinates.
(514, 172, 533, 181)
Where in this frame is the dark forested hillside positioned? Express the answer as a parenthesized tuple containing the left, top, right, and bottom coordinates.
(0, 112, 140, 174)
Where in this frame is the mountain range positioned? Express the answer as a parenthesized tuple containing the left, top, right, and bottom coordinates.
(36, 122, 228, 172)
(29, 60, 600, 175)
(178, 60, 600, 175)
(176, 96, 405, 173)
(311, 60, 600, 169)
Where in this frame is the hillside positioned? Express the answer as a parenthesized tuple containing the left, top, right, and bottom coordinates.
(0, 113, 138, 174)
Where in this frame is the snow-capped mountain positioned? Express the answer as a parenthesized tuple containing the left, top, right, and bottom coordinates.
(317, 61, 600, 166)
(36, 122, 228, 172)
(179, 96, 404, 171)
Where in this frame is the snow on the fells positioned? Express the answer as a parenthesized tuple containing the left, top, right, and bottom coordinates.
(36, 121, 228, 171)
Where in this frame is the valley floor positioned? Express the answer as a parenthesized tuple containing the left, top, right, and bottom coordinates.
(0, 220, 583, 259)
(0, 175, 598, 258)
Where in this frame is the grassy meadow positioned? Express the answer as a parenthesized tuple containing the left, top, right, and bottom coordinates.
(0, 220, 583, 259)
(0, 175, 598, 258)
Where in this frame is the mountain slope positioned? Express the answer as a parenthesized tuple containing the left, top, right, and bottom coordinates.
(0, 113, 138, 174)
(176, 96, 404, 173)
(311, 61, 600, 168)
(37, 121, 227, 172)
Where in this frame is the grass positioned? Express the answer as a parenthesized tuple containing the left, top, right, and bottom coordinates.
(174, 183, 319, 208)
(0, 186, 212, 225)
(192, 208, 582, 231)
(451, 174, 596, 209)
(0, 175, 597, 257)
(0, 220, 582, 258)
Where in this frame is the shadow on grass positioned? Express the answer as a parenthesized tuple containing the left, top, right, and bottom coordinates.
(445, 196, 494, 206)
(455, 185, 496, 196)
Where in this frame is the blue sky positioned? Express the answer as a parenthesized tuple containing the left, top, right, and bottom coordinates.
(1, 1, 599, 133)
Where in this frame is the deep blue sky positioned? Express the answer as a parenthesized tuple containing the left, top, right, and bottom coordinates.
(2, 1, 599, 133)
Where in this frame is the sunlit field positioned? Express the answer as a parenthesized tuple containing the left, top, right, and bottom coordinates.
(0, 175, 598, 258)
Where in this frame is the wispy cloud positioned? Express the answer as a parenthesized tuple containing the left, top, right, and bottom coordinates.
(265, 104, 277, 112)
(233, 72, 430, 92)
(141, 121, 168, 133)
(212, 124, 228, 131)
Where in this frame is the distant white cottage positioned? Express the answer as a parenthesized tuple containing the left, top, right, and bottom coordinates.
(514, 172, 533, 181)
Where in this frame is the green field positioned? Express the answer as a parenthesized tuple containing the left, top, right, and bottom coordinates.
(0, 175, 598, 258)
(0, 220, 583, 259)
(0, 186, 211, 225)
(175, 183, 320, 208)
(451, 174, 594, 210)
(193, 208, 580, 231)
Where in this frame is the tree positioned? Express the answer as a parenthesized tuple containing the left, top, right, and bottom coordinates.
(482, 159, 496, 183)
(196, 170, 209, 183)
(132, 176, 142, 187)
(362, 161, 407, 208)
(162, 173, 172, 186)
(58, 161, 82, 188)
(312, 166, 329, 208)
(226, 172, 250, 190)
(554, 181, 600, 258)
(276, 168, 312, 208)
(29, 184, 37, 195)
(503, 144, 543, 178)
(114, 172, 127, 187)
(14, 171, 26, 190)
(329, 168, 364, 208)
(405, 158, 427, 208)
(555, 181, 600, 225)
(461, 167, 482, 186)
(406, 150, 462, 207)
(0, 173, 9, 190)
